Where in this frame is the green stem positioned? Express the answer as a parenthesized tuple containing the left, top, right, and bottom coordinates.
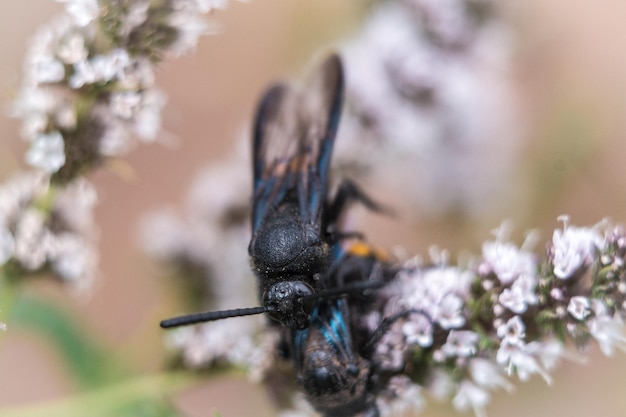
(0, 265, 20, 332)
(0, 372, 195, 417)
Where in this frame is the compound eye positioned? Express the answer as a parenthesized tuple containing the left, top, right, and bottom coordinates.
(292, 281, 315, 315)
(292, 280, 314, 298)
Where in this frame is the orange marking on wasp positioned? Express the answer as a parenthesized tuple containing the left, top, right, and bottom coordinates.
(346, 241, 390, 262)
(269, 155, 306, 178)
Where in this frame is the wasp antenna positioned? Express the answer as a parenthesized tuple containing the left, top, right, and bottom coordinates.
(160, 306, 268, 329)
(305, 280, 386, 302)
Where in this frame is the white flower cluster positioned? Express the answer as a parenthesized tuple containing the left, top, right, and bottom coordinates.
(494, 316, 561, 384)
(1, 0, 237, 298)
(165, 317, 279, 381)
(374, 264, 474, 370)
(0, 172, 98, 291)
(11, 0, 231, 177)
(550, 215, 607, 279)
(547, 218, 626, 357)
(139, 147, 253, 310)
(586, 300, 626, 356)
(479, 224, 539, 315)
(13, 15, 155, 174)
(57, 0, 100, 27)
(373, 217, 626, 416)
(337, 0, 520, 219)
(377, 375, 425, 416)
(168, 0, 228, 55)
(139, 146, 273, 370)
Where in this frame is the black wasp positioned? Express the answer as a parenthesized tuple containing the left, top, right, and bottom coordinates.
(160, 54, 402, 417)
(161, 53, 385, 331)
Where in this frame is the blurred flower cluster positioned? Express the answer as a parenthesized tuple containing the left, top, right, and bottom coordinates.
(139, 143, 279, 373)
(2, 0, 231, 293)
(12, 0, 227, 181)
(0, 172, 98, 291)
(337, 0, 521, 219)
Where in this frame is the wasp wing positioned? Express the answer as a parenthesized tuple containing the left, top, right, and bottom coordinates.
(292, 299, 357, 380)
(251, 83, 296, 231)
(251, 53, 344, 233)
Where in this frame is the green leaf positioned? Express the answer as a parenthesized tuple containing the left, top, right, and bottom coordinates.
(10, 294, 122, 388)
(103, 397, 180, 417)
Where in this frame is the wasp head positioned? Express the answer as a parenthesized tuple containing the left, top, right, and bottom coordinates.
(263, 280, 315, 329)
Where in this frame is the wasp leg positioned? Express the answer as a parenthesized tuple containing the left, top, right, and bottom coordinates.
(326, 179, 393, 227)
(362, 309, 433, 357)
(333, 230, 366, 241)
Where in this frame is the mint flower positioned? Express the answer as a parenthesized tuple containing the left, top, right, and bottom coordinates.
(25, 131, 66, 173)
(551, 215, 606, 279)
(266, 210, 626, 416)
(56, 0, 100, 27)
(0, 172, 98, 290)
(12, 0, 234, 182)
(337, 0, 521, 219)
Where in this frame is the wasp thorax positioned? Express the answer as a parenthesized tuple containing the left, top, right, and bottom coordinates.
(263, 281, 314, 329)
(249, 205, 329, 277)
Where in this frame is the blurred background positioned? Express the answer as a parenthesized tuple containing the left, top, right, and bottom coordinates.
(1, 0, 626, 416)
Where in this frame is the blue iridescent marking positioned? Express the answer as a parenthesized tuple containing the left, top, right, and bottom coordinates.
(308, 166, 320, 221)
(317, 299, 353, 361)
